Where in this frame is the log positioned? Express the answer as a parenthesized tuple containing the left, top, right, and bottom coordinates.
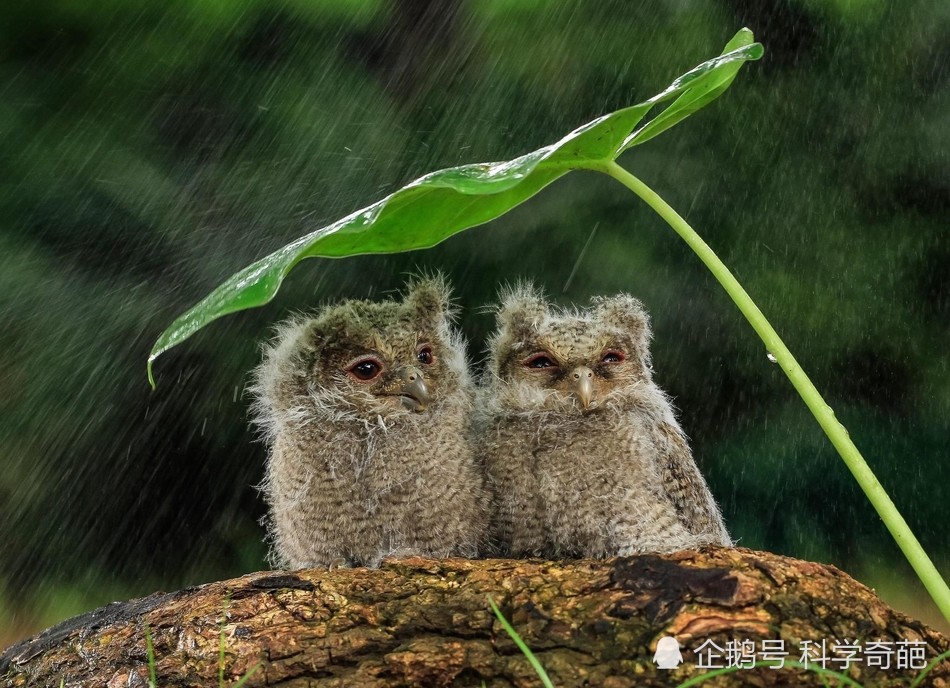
(2, 547, 948, 687)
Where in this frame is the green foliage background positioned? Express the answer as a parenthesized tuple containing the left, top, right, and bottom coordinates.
(1, 0, 947, 641)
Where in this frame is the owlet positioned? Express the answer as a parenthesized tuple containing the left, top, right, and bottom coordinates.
(251, 277, 488, 568)
(477, 285, 731, 558)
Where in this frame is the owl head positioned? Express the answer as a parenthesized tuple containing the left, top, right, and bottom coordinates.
(484, 283, 654, 413)
(252, 275, 469, 435)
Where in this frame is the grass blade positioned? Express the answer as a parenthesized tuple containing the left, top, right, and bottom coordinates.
(144, 624, 158, 688)
(488, 596, 555, 688)
(674, 660, 864, 688)
(231, 663, 262, 688)
(909, 648, 950, 688)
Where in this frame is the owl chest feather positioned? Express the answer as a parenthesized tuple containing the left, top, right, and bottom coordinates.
(273, 396, 471, 511)
(492, 408, 657, 495)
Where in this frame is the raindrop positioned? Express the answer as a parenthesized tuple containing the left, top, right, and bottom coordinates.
(563, 222, 599, 293)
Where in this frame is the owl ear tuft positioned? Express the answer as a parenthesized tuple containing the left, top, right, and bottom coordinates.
(592, 293, 652, 361)
(404, 274, 454, 326)
(495, 282, 548, 335)
(314, 302, 358, 339)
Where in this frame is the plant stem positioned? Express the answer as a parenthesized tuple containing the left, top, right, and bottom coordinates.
(601, 159, 950, 625)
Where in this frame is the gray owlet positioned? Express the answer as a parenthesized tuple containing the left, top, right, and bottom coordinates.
(251, 277, 488, 568)
(477, 285, 731, 558)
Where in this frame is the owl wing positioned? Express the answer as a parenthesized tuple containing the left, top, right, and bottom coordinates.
(654, 421, 731, 546)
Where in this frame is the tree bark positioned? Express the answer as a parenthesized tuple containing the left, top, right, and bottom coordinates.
(2, 547, 948, 687)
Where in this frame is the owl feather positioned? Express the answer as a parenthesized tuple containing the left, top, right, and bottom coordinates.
(251, 276, 488, 568)
(477, 283, 730, 558)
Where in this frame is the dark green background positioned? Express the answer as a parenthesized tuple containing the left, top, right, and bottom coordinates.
(1, 0, 947, 643)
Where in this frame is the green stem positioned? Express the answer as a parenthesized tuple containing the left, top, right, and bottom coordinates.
(601, 159, 950, 625)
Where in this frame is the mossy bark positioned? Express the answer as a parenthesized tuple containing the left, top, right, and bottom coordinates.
(2, 548, 948, 687)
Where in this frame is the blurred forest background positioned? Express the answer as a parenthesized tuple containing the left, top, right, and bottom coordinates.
(1, 0, 948, 644)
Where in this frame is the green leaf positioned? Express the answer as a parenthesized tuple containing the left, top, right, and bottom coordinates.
(620, 28, 763, 151)
(148, 29, 762, 386)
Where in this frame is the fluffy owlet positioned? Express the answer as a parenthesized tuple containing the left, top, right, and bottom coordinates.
(477, 285, 731, 558)
(251, 277, 488, 569)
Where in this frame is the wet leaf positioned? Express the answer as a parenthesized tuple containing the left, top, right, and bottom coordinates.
(148, 29, 762, 386)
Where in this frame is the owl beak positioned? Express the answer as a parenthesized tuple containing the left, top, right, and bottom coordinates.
(398, 366, 431, 412)
(570, 366, 595, 409)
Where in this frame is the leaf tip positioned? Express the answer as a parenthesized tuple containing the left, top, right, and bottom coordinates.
(731, 28, 764, 60)
(147, 354, 158, 390)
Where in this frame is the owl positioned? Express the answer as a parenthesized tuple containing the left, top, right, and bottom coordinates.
(477, 285, 731, 558)
(250, 276, 488, 569)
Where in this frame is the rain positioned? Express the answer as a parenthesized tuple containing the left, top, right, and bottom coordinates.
(1, 0, 948, 653)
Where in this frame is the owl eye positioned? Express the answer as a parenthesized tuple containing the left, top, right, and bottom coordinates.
(523, 353, 557, 369)
(601, 350, 625, 364)
(347, 357, 384, 382)
(417, 345, 435, 365)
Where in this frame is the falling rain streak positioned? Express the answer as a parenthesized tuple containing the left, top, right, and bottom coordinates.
(1, 0, 948, 647)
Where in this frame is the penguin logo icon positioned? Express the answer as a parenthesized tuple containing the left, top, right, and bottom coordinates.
(653, 636, 683, 669)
